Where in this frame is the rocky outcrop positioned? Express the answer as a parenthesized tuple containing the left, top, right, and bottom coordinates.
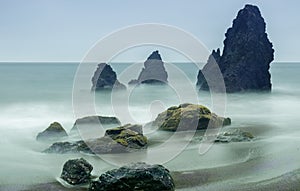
(44, 124, 147, 154)
(60, 158, 93, 185)
(36, 122, 67, 141)
(214, 129, 254, 143)
(153, 103, 231, 131)
(128, 50, 168, 85)
(89, 162, 175, 191)
(71, 115, 121, 132)
(197, 4, 274, 93)
(92, 63, 126, 90)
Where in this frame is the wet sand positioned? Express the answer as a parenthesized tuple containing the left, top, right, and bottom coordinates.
(1, 168, 300, 191)
(173, 168, 300, 191)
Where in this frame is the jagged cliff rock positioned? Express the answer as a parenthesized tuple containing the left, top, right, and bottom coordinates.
(197, 4, 274, 93)
(92, 63, 126, 90)
(129, 50, 168, 85)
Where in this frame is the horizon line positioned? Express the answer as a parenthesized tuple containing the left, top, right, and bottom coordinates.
(0, 61, 298, 64)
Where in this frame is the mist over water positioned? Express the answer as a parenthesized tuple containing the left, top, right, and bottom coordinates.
(0, 62, 300, 189)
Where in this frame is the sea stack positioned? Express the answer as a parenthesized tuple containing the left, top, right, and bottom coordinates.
(197, 4, 274, 93)
(129, 50, 168, 85)
(92, 63, 126, 90)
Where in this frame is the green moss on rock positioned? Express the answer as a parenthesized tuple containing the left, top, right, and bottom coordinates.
(153, 103, 231, 131)
(36, 122, 68, 141)
(44, 124, 147, 154)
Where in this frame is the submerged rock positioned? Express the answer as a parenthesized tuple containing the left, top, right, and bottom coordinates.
(36, 122, 67, 141)
(128, 50, 168, 85)
(214, 129, 254, 143)
(44, 124, 147, 154)
(71, 115, 121, 132)
(61, 158, 93, 185)
(92, 63, 126, 90)
(153, 103, 231, 131)
(197, 4, 274, 92)
(89, 162, 175, 191)
(44, 140, 90, 154)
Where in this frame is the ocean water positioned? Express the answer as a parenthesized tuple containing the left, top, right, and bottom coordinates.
(0, 62, 300, 190)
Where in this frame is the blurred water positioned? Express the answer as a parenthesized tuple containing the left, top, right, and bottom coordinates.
(0, 62, 300, 188)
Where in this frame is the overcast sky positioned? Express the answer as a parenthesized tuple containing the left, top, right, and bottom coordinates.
(0, 0, 299, 62)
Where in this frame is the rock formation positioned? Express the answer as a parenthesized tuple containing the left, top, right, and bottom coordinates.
(44, 124, 147, 154)
(71, 115, 121, 132)
(152, 103, 231, 131)
(36, 122, 67, 141)
(197, 4, 274, 92)
(89, 162, 175, 191)
(129, 50, 168, 85)
(60, 158, 93, 185)
(91, 63, 126, 90)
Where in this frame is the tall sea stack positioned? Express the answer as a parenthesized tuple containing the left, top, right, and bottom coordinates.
(197, 4, 274, 93)
(129, 50, 168, 85)
(92, 63, 126, 90)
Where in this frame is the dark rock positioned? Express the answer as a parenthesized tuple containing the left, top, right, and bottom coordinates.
(60, 158, 93, 185)
(43, 140, 91, 154)
(36, 122, 67, 141)
(214, 128, 254, 143)
(44, 124, 147, 154)
(92, 63, 126, 90)
(128, 79, 139, 85)
(89, 162, 175, 191)
(153, 103, 231, 131)
(105, 124, 143, 136)
(71, 115, 121, 132)
(197, 4, 274, 93)
(129, 50, 168, 85)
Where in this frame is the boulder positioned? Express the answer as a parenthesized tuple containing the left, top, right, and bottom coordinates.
(129, 50, 168, 85)
(197, 4, 274, 92)
(92, 63, 126, 90)
(60, 158, 93, 185)
(71, 115, 121, 132)
(153, 103, 231, 131)
(36, 122, 67, 141)
(44, 124, 147, 154)
(214, 128, 254, 143)
(89, 162, 175, 191)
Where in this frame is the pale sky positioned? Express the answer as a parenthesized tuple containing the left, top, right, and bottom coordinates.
(0, 0, 299, 62)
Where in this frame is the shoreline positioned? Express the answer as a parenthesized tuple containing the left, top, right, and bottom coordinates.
(2, 168, 300, 191)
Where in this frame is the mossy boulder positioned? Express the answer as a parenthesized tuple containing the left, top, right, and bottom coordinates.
(36, 122, 68, 141)
(153, 103, 231, 131)
(44, 124, 147, 154)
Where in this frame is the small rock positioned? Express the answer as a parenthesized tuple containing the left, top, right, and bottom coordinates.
(61, 158, 93, 185)
(36, 122, 67, 141)
(214, 129, 254, 143)
(71, 115, 121, 132)
(89, 162, 175, 191)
